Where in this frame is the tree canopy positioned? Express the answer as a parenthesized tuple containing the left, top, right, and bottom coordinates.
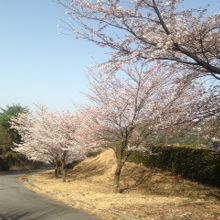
(60, 0, 220, 81)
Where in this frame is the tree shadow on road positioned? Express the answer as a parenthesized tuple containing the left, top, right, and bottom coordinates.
(0, 212, 30, 220)
(0, 168, 51, 176)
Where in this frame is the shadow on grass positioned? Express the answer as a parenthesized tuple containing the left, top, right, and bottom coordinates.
(120, 165, 220, 201)
(0, 212, 30, 220)
(41, 166, 107, 182)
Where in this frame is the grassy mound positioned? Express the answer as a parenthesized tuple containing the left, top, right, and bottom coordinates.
(72, 149, 116, 182)
(71, 149, 220, 199)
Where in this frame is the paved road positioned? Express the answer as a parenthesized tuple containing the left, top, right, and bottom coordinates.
(0, 171, 100, 220)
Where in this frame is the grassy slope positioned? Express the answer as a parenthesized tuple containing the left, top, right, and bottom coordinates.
(25, 149, 220, 220)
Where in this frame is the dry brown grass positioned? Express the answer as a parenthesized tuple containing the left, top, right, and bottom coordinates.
(24, 149, 220, 220)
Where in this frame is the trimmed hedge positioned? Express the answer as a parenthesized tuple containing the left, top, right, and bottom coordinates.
(129, 145, 220, 187)
(0, 157, 10, 171)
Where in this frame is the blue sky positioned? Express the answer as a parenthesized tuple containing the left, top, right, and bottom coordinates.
(0, 0, 219, 111)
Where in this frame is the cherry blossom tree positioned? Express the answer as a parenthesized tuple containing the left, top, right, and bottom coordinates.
(11, 105, 91, 182)
(74, 107, 106, 149)
(79, 63, 204, 192)
(60, 0, 220, 81)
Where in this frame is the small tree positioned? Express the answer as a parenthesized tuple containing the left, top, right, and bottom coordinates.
(79, 63, 202, 192)
(11, 105, 91, 182)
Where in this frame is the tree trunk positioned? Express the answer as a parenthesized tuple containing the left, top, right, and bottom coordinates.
(58, 166, 62, 175)
(61, 162, 66, 182)
(54, 161, 59, 178)
(54, 167, 58, 178)
(165, 134, 168, 145)
(114, 161, 123, 193)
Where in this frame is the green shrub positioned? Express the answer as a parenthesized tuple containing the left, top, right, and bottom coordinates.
(128, 145, 220, 187)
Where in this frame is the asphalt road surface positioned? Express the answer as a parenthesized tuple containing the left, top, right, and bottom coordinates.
(0, 171, 100, 220)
